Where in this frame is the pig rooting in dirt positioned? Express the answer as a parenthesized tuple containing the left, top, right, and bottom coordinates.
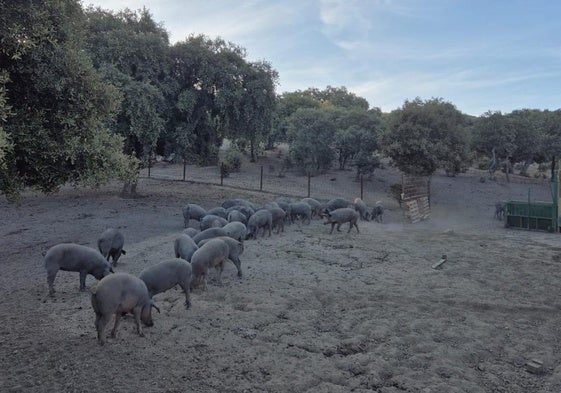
(139, 258, 192, 310)
(97, 228, 126, 267)
(190, 238, 230, 291)
(44, 243, 114, 295)
(91, 273, 159, 345)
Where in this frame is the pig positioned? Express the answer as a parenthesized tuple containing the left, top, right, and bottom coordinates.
(221, 221, 247, 243)
(494, 202, 505, 220)
(227, 209, 247, 224)
(200, 214, 228, 231)
(182, 203, 207, 228)
(138, 258, 192, 310)
(371, 204, 384, 223)
(301, 198, 322, 218)
(182, 228, 200, 238)
(246, 209, 272, 239)
(268, 207, 286, 234)
(91, 273, 159, 345)
(353, 198, 370, 221)
(44, 243, 114, 295)
(206, 207, 228, 219)
(97, 228, 126, 267)
(289, 202, 312, 224)
(192, 227, 227, 244)
(323, 208, 360, 234)
(222, 198, 257, 211)
(190, 238, 230, 291)
(226, 205, 254, 221)
(321, 198, 352, 216)
(174, 234, 199, 262)
(198, 236, 244, 278)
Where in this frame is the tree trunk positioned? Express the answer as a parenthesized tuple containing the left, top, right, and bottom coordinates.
(121, 180, 138, 198)
(250, 139, 256, 162)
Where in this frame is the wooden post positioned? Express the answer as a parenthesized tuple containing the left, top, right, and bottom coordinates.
(307, 172, 311, 198)
(147, 152, 151, 178)
(182, 159, 186, 181)
(220, 163, 224, 186)
(260, 165, 263, 191)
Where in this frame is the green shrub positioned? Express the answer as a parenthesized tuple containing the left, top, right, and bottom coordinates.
(224, 147, 243, 172)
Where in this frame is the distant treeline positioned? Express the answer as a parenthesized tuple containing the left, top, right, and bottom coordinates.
(1, 1, 560, 201)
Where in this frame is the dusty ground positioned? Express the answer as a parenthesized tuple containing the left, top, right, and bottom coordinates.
(2, 153, 561, 393)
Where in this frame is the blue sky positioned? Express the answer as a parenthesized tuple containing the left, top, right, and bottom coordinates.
(83, 0, 561, 116)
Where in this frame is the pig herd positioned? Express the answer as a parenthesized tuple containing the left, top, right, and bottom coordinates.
(43, 196, 384, 345)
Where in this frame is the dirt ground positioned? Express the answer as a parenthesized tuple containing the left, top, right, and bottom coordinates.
(2, 154, 561, 393)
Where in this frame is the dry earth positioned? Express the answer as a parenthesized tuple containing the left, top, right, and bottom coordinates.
(2, 155, 561, 393)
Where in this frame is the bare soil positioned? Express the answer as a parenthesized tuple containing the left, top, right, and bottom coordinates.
(2, 153, 561, 393)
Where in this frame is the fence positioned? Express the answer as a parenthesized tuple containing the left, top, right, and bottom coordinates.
(140, 161, 401, 207)
(401, 174, 431, 223)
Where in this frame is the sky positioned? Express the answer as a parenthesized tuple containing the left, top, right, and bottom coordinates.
(82, 0, 561, 116)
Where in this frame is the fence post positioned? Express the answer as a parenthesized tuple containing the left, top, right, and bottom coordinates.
(360, 175, 364, 200)
(147, 153, 151, 178)
(182, 159, 186, 181)
(220, 163, 224, 186)
(307, 172, 311, 198)
(260, 165, 263, 191)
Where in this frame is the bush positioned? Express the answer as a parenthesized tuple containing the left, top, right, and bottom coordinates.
(224, 147, 243, 172)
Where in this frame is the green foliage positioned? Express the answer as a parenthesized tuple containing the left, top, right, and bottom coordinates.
(224, 60, 278, 161)
(0, 71, 13, 172)
(0, 0, 135, 201)
(167, 35, 270, 165)
(381, 97, 470, 176)
(83, 7, 170, 163)
(223, 146, 243, 172)
(286, 108, 336, 174)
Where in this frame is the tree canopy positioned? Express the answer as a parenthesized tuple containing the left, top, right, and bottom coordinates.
(381, 98, 469, 176)
(0, 0, 136, 202)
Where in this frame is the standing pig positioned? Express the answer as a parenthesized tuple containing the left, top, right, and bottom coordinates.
(200, 214, 228, 231)
(267, 207, 286, 234)
(198, 236, 244, 278)
(222, 221, 247, 243)
(321, 198, 352, 216)
(289, 202, 312, 224)
(206, 207, 228, 219)
(44, 243, 114, 295)
(301, 198, 322, 218)
(353, 198, 370, 221)
(97, 228, 126, 267)
(182, 228, 200, 238)
(227, 210, 247, 224)
(246, 209, 272, 239)
(190, 238, 230, 291)
(91, 273, 159, 345)
(138, 258, 192, 310)
(371, 204, 384, 223)
(192, 227, 227, 244)
(323, 208, 360, 234)
(182, 203, 207, 228)
(174, 234, 199, 262)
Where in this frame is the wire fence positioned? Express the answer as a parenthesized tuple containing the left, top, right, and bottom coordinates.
(140, 161, 401, 207)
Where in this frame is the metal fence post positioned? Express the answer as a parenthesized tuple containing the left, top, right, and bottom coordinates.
(220, 163, 224, 186)
(307, 172, 311, 198)
(260, 166, 263, 191)
(147, 153, 151, 178)
(182, 159, 186, 181)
